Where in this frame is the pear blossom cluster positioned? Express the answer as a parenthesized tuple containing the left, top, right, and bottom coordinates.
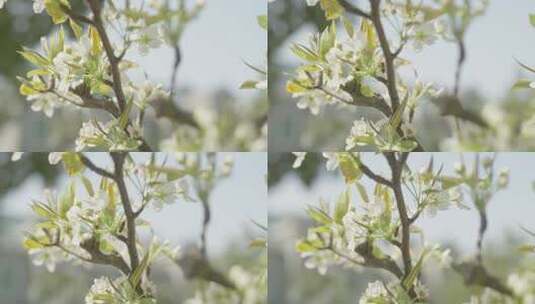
(15, 152, 268, 303)
(286, 0, 492, 151)
(1, 0, 266, 151)
(291, 152, 527, 303)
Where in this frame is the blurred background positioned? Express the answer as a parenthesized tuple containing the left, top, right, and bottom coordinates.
(268, 153, 535, 303)
(268, 0, 535, 151)
(0, 152, 267, 303)
(0, 0, 266, 151)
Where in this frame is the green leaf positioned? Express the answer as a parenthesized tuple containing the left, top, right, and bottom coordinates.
(257, 15, 268, 30)
(306, 206, 332, 225)
(286, 80, 307, 94)
(290, 44, 319, 62)
(45, 0, 69, 24)
(440, 176, 463, 189)
(296, 241, 317, 253)
(240, 80, 260, 89)
(512, 79, 534, 89)
(402, 247, 431, 290)
(58, 181, 75, 217)
(334, 188, 351, 223)
(320, 0, 345, 20)
(396, 139, 418, 152)
(355, 182, 369, 203)
(130, 252, 151, 288)
(530, 14, 535, 27)
(361, 19, 377, 52)
(319, 22, 336, 58)
(62, 152, 84, 176)
(518, 244, 535, 253)
(105, 183, 116, 220)
(69, 18, 83, 39)
(19, 84, 39, 96)
(338, 153, 362, 184)
(23, 238, 44, 250)
(49, 26, 65, 59)
(342, 16, 355, 37)
(31, 202, 55, 218)
(249, 238, 267, 248)
(119, 100, 134, 129)
(89, 25, 102, 56)
(27, 69, 51, 78)
(145, 165, 189, 181)
(81, 175, 95, 196)
(18, 49, 50, 67)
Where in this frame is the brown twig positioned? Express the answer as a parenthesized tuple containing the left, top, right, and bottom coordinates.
(370, 0, 400, 112)
(79, 154, 115, 179)
(110, 152, 140, 273)
(354, 156, 393, 187)
(339, 0, 371, 19)
(199, 196, 211, 259)
(384, 153, 412, 277)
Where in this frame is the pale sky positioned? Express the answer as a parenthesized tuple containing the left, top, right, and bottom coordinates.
(269, 153, 535, 255)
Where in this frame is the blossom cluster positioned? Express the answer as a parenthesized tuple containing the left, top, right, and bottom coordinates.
(19, 152, 240, 303)
(291, 152, 517, 303)
(286, 0, 492, 151)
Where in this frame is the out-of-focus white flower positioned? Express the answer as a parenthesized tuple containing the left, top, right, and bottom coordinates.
(407, 22, 439, 52)
(292, 152, 307, 168)
(345, 120, 371, 150)
(33, 0, 45, 13)
(11, 152, 23, 162)
(359, 281, 389, 304)
(220, 155, 234, 176)
(498, 168, 509, 189)
(132, 23, 165, 55)
(0, 0, 6, 9)
(322, 152, 339, 171)
(48, 152, 63, 165)
(296, 94, 321, 115)
(29, 92, 57, 118)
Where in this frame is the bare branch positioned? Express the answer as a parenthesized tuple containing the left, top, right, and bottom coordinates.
(357, 158, 393, 187)
(384, 153, 413, 278)
(79, 154, 115, 179)
(110, 152, 140, 273)
(339, 0, 371, 19)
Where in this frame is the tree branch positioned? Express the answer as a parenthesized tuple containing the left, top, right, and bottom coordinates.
(339, 0, 371, 19)
(199, 196, 211, 259)
(80, 236, 131, 275)
(110, 152, 140, 274)
(384, 153, 413, 279)
(354, 241, 404, 279)
(433, 95, 489, 129)
(370, 0, 399, 112)
(170, 45, 181, 98)
(356, 158, 393, 187)
(79, 154, 115, 179)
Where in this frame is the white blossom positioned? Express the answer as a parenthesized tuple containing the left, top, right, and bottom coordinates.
(292, 152, 307, 168)
(33, 0, 45, 13)
(11, 152, 23, 162)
